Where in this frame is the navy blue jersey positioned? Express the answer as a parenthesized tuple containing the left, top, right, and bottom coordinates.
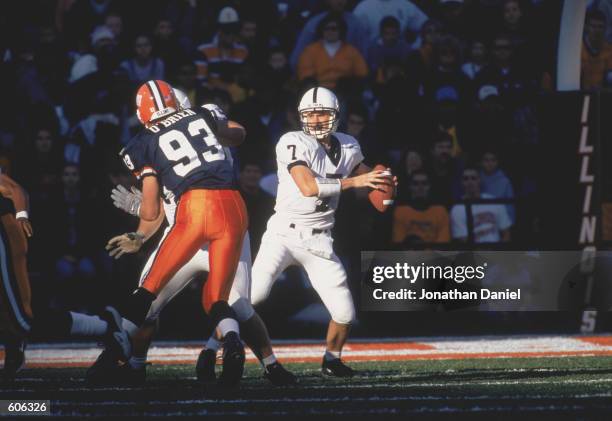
(120, 107, 236, 198)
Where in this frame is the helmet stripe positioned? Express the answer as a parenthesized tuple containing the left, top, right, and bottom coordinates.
(152, 80, 168, 108)
(313, 87, 318, 103)
(146, 81, 165, 111)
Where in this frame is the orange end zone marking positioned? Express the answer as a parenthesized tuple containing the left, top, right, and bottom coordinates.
(577, 336, 612, 346)
(18, 349, 612, 369)
(345, 342, 435, 351)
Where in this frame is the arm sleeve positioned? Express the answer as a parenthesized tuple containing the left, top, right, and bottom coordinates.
(450, 205, 467, 239)
(120, 140, 155, 180)
(276, 136, 310, 170)
(201, 103, 228, 121)
(349, 141, 365, 174)
(194, 106, 219, 133)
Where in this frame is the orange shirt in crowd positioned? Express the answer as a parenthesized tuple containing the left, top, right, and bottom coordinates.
(581, 40, 612, 89)
(392, 205, 450, 244)
(297, 41, 368, 89)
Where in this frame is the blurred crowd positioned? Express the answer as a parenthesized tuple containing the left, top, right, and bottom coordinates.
(1, 0, 612, 312)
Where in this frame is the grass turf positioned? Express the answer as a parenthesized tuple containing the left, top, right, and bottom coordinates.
(2, 357, 612, 418)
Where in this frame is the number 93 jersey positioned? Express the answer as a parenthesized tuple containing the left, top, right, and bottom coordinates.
(120, 107, 236, 198)
(274, 130, 364, 230)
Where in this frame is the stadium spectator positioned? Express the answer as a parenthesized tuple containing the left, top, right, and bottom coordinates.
(258, 47, 294, 97)
(153, 18, 191, 78)
(12, 38, 53, 111)
(432, 86, 463, 157)
(437, 0, 471, 41)
(120, 35, 165, 87)
(404, 20, 443, 95)
(596, 0, 612, 44)
(194, 7, 248, 91)
(461, 39, 487, 80)
(480, 149, 515, 223)
(104, 12, 129, 58)
(366, 16, 412, 81)
(172, 62, 199, 109)
(475, 33, 537, 105)
(426, 132, 462, 205)
(581, 10, 612, 89)
(61, 0, 124, 47)
(64, 25, 130, 128)
(15, 127, 63, 198)
(297, 12, 368, 89)
(425, 35, 470, 104)
(238, 160, 275, 255)
(46, 164, 100, 290)
(239, 15, 268, 69)
(392, 170, 450, 246)
(398, 148, 424, 179)
(290, 0, 368, 70)
(450, 167, 512, 243)
(353, 0, 428, 44)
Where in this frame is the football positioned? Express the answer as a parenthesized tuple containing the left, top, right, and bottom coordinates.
(368, 164, 395, 212)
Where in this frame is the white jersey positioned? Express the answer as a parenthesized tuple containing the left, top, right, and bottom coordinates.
(273, 130, 364, 230)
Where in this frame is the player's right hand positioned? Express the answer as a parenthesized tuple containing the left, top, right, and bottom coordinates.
(352, 169, 393, 190)
(111, 185, 142, 217)
(106, 232, 145, 259)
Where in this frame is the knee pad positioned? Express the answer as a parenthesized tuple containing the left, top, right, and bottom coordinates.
(230, 297, 255, 322)
(121, 287, 157, 327)
(250, 269, 275, 306)
(329, 298, 356, 325)
(208, 301, 238, 327)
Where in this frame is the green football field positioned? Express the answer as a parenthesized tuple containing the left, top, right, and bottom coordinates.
(3, 356, 612, 418)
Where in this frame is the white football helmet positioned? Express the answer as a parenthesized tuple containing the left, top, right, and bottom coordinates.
(298, 87, 339, 140)
(173, 88, 191, 109)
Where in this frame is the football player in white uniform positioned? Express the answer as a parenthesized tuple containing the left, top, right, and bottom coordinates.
(86, 90, 295, 387)
(251, 87, 395, 377)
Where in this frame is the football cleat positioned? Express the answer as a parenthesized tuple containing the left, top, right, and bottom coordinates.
(264, 362, 297, 386)
(114, 362, 147, 386)
(2, 338, 26, 381)
(196, 348, 218, 384)
(217, 332, 245, 387)
(100, 306, 131, 362)
(321, 357, 354, 378)
(85, 349, 116, 384)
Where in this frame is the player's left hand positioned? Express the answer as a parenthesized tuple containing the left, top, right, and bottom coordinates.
(18, 218, 33, 238)
(106, 232, 144, 259)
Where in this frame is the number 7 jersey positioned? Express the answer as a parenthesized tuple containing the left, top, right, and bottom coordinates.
(274, 130, 364, 230)
(120, 107, 236, 198)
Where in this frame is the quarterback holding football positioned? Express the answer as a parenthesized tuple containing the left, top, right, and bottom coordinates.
(251, 87, 396, 377)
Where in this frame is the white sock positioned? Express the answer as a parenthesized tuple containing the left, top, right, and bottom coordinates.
(121, 318, 139, 336)
(324, 350, 341, 361)
(217, 318, 239, 338)
(129, 356, 147, 370)
(262, 354, 277, 368)
(69, 312, 107, 336)
(206, 337, 222, 352)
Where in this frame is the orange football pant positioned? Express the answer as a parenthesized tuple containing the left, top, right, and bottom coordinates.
(140, 189, 248, 313)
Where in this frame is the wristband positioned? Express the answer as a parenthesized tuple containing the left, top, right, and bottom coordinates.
(16, 210, 29, 220)
(315, 178, 341, 198)
(127, 232, 145, 241)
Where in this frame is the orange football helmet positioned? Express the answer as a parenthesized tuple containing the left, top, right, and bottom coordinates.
(135, 80, 179, 125)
